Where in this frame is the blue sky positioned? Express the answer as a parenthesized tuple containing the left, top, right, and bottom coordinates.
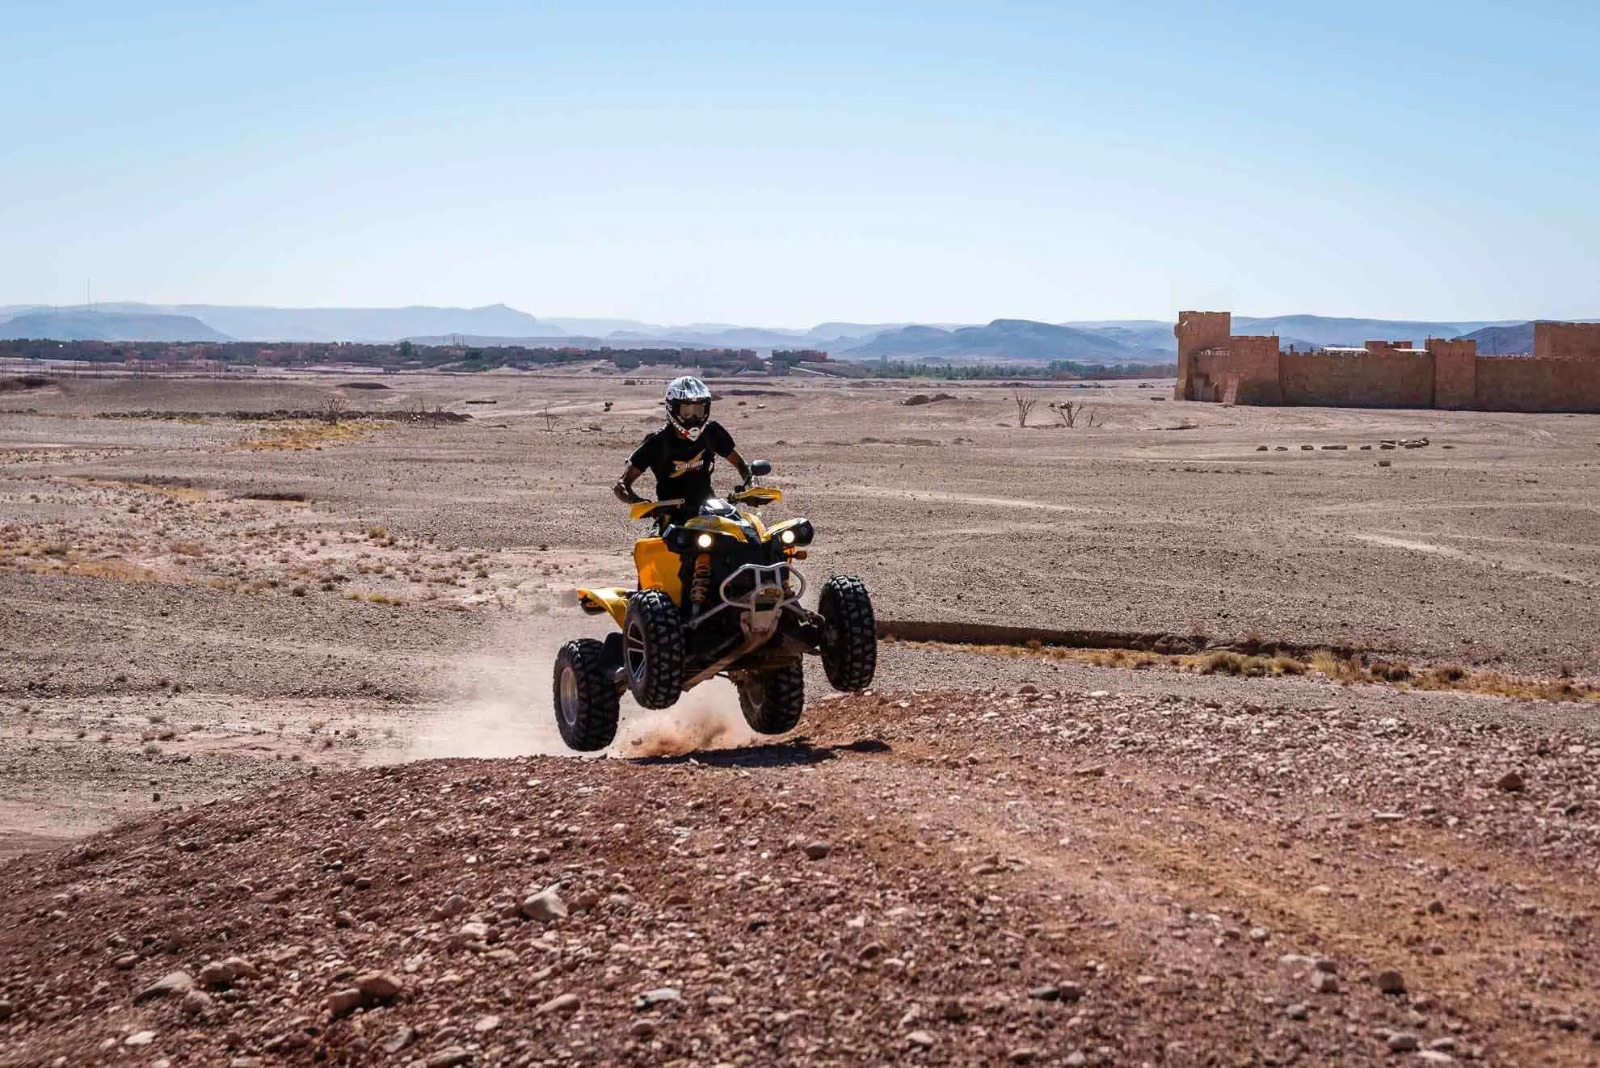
(3, 0, 1597, 324)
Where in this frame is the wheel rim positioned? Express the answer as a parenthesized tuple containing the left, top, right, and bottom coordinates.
(558, 662, 580, 726)
(624, 619, 648, 686)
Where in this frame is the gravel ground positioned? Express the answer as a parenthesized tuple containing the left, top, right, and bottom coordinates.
(2, 371, 1599, 1065)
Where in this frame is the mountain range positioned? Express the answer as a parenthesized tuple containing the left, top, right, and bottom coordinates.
(2, 303, 1591, 363)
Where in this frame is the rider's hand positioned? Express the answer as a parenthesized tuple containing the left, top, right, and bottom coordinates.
(613, 481, 643, 504)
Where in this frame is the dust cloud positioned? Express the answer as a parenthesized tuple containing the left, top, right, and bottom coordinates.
(399, 613, 760, 762)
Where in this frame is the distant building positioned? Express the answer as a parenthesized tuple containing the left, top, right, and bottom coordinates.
(1175, 312, 1600, 412)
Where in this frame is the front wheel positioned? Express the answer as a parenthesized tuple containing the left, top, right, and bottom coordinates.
(818, 575, 876, 691)
(735, 663, 805, 735)
(553, 639, 621, 751)
(624, 589, 685, 710)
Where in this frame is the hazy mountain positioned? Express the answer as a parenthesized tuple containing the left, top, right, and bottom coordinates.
(0, 309, 230, 342)
(1460, 323, 1536, 354)
(92, 303, 552, 343)
(842, 319, 1158, 362)
(1230, 315, 1512, 348)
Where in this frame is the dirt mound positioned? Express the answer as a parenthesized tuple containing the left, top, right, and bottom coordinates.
(3, 688, 1598, 1065)
(0, 376, 53, 393)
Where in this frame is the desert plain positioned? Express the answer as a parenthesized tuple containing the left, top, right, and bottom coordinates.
(1, 369, 1598, 1066)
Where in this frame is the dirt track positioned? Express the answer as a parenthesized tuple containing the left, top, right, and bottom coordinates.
(2, 370, 1600, 1064)
(2, 689, 1598, 1066)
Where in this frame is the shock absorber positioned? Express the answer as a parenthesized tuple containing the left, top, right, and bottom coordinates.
(689, 554, 713, 609)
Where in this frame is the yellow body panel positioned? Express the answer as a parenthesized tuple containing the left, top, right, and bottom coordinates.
(729, 487, 782, 507)
(575, 586, 631, 628)
(633, 538, 684, 604)
(683, 515, 751, 543)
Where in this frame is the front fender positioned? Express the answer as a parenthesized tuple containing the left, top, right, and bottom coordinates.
(576, 586, 630, 629)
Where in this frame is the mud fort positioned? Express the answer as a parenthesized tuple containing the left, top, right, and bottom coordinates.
(1176, 311, 1600, 411)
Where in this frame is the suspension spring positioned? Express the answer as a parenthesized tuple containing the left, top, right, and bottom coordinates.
(689, 555, 712, 606)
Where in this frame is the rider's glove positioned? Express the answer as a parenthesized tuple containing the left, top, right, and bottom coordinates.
(613, 480, 643, 504)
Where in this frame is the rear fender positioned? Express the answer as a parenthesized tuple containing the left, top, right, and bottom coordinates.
(576, 587, 630, 629)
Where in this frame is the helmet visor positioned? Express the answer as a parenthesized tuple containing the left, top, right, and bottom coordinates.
(674, 400, 709, 427)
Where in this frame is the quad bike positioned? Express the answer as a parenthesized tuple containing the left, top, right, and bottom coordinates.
(552, 461, 876, 751)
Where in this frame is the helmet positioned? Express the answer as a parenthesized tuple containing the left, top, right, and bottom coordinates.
(664, 376, 712, 440)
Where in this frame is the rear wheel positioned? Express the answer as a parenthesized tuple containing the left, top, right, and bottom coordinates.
(552, 638, 621, 751)
(735, 663, 806, 735)
(624, 589, 685, 709)
(818, 575, 876, 691)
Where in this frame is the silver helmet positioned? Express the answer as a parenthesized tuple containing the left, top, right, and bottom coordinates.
(664, 375, 712, 440)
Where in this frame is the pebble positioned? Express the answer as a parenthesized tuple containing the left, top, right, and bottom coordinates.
(357, 971, 404, 1001)
(803, 841, 831, 860)
(906, 1030, 936, 1048)
(197, 961, 237, 987)
(630, 1019, 658, 1039)
(522, 886, 568, 923)
(1416, 1053, 1455, 1064)
(1008, 1049, 1038, 1063)
(0, 1000, 11, 1022)
(1496, 770, 1526, 793)
(383, 1026, 414, 1054)
(134, 970, 193, 1002)
(425, 1050, 473, 1068)
(474, 1014, 501, 1033)
(326, 988, 364, 1016)
(1311, 971, 1340, 994)
(180, 989, 213, 1016)
(125, 1031, 156, 1047)
(1286, 1003, 1308, 1020)
(1375, 969, 1407, 995)
(636, 986, 682, 1009)
(1027, 985, 1062, 1001)
(537, 992, 581, 1015)
(433, 893, 469, 919)
(1387, 1032, 1419, 1052)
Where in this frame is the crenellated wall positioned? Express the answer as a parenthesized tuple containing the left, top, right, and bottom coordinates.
(1173, 312, 1600, 412)
(1281, 349, 1436, 408)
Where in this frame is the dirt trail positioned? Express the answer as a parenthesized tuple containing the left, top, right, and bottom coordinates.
(2, 687, 1597, 1066)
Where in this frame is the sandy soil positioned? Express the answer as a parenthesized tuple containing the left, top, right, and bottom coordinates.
(1, 369, 1598, 1064)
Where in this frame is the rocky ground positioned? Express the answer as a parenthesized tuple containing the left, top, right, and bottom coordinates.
(2, 688, 1598, 1066)
(2, 369, 1599, 1065)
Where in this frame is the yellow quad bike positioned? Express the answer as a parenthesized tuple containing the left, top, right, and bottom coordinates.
(553, 460, 876, 751)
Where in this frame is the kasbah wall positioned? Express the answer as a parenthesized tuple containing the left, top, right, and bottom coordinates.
(1174, 313, 1600, 413)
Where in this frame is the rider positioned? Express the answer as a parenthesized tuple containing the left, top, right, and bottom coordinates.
(613, 376, 753, 528)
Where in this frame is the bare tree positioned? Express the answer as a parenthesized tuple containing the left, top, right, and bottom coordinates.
(540, 402, 561, 433)
(1013, 391, 1038, 427)
(323, 394, 349, 424)
(1049, 400, 1082, 427)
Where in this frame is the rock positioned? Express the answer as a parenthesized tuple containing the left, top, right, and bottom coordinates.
(1417, 1053, 1456, 1064)
(636, 987, 682, 1009)
(1375, 969, 1406, 995)
(197, 961, 237, 987)
(521, 886, 568, 923)
(1496, 770, 1526, 793)
(1311, 970, 1340, 994)
(220, 956, 259, 979)
(326, 988, 364, 1016)
(425, 1050, 474, 1068)
(135, 970, 193, 1002)
(1387, 1032, 1419, 1052)
(1286, 1003, 1308, 1020)
(1071, 765, 1107, 778)
(432, 893, 469, 920)
(803, 841, 831, 860)
(630, 1019, 658, 1038)
(536, 992, 581, 1015)
(906, 1030, 936, 1048)
(0, 1000, 11, 1022)
(1314, 958, 1338, 974)
(474, 1014, 501, 1033)
(125, 1031, 156, 1047)
(180, 989, 213, 1017)
(1249, 926, 1270, 943)
(1027, 985, 1062, 1001)
(1008, 1049, 1039, 1063)
(356, 971, 403, 1001)
(382, 1026, 414, 1054)
(1057, 981, 1086, 1001)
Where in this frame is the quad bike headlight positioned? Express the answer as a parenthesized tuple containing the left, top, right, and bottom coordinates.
(695, 532, 715, 550)
(775, 520, 814, 548)
(780, 529, 796, 545)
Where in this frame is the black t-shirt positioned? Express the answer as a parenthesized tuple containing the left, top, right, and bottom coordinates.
(628, 421, 737, 507)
